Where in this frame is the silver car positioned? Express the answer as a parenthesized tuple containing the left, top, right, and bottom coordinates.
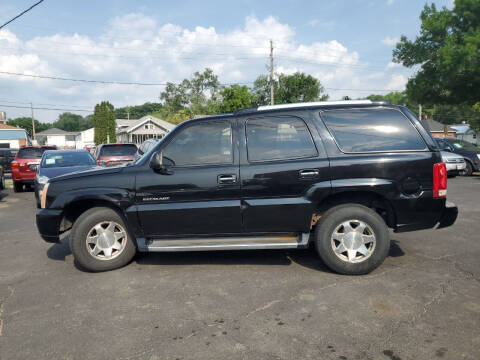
(441, 151, 466, 177)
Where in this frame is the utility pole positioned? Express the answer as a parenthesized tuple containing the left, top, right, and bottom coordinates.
(269, 40, 274, 106)
(30, 102, 35, 140)
(418, 104, 422, 121)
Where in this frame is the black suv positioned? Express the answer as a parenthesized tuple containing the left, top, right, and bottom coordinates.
(36, 101, 457, 274)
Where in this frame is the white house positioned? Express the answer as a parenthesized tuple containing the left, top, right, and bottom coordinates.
(35, 128, 78, 148)
(75, 127, 95, 149)
(0, 124, 31, 148)
(116, 115, 175, 144)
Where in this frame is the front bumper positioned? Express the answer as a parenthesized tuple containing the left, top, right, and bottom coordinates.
(437, 201, 458, 229)
(36, 208, 63, 243)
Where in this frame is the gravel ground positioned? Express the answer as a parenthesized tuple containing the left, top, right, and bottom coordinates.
(0, 176, 479, 360)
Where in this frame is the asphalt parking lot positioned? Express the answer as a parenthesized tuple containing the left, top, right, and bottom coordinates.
(0, 177, 479, 360)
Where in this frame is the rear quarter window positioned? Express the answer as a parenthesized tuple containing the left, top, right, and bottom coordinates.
(320, 108, 426, 153)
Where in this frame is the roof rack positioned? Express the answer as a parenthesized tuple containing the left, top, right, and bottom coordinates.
(257, 100, 380, 111)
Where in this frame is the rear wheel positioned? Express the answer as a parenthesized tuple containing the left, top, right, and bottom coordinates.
(69, 207, 136, 272)
(13, 181, 23, 192)
(314, 204, 390, 275)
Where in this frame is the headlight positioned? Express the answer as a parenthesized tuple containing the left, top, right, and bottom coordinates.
(36, 175, 49, 185)
(41, 182, 49, 209)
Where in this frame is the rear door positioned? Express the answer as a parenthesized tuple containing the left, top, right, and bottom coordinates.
(239, 112, 330, 233)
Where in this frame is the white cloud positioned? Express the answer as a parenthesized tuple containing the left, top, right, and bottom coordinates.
(382, 36, 399, 46)
(386, 61, 402, 70)
(386, 0, 394, 5)
(386, 74, 407, 90)
(0, 14, 409, 121)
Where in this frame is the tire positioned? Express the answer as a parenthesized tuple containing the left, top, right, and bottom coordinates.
(461, 162, 473, 176)
(13, 181, 23, 193)
(0, 175, 4, 190)
(314, 204, 390, 275)
(69, 207, 137, 272)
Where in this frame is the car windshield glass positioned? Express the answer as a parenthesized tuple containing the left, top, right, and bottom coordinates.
(99, 145, 137, 157)
(449, 140, 478, 151)
(17, 148, 52, 159)
(41, 151, 96, 168)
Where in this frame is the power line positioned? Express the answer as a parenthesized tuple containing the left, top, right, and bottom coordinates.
(0, 104, 91, 112)
(0, 0, 45, 30)
(0, 71, 254, 86)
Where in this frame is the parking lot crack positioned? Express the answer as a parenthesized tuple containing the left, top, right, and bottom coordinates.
(0, 285, 15, 337)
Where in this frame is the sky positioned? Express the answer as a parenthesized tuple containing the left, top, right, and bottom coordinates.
(0, 0, 454, 123)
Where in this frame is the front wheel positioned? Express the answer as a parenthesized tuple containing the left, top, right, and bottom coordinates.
(69, 207, 137, 272)
(461, 162, 473, 176)
(314, 204, 390, 275)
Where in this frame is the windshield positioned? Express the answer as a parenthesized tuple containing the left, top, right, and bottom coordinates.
(41, 151, 96, 168)
(448, 139, 478, 151)
(99, 144, 137, 157)
(17, 147, 54, 159)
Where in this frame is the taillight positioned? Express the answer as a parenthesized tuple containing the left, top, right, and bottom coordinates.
(433, 163, 447, 198)
(11, 161, 19, 168)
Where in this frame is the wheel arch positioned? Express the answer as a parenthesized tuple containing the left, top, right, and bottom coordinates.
(314, 190, 396, 229)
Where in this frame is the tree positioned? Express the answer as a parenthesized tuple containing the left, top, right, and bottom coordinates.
(218, 85, 252, 112)
(366, 91, 408, 106)
(276, 72, 328, 104)
(393, 1, 480, 106)
(93, 101, 116, 145)
(159, 68, 221, 117)
(250, 72, 328, 106)
(52, 113, 86, 131)
(114, 102, 163, 119)
(7, 117, 51, 136)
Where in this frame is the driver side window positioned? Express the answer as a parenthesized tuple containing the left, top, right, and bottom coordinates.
(162, 121, 233, 166)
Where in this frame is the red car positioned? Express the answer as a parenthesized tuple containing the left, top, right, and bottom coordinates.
(95, 143, 137, 166)
(11, 146, 56, 192)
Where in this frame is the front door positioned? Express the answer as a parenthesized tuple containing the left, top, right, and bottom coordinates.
(239, 113, 330, 233)
(136, 119, 241, 237)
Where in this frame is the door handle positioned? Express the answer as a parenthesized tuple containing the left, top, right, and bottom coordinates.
(299, 169, 319, 178)
(218, 174, 237, 184)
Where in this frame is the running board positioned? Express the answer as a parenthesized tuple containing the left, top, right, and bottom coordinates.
(137, 233, 310, 252)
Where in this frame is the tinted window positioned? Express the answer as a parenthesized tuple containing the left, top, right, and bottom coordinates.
(99, 144, 137, 157)
(435, 139, 451, 150)
(17, 147, 53, 159)
(246, 116, 317, 162)
(321, 108, 426, 152)
(163, 121, 232, 166)
(41, 151, 95, 168)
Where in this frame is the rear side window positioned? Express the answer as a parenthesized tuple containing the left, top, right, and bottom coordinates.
(321, 108, 426, 153)
(246, 116, 317, 162)
(99, 144, 137, 157)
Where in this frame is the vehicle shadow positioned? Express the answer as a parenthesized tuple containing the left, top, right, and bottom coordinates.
(46, 236, 71, 261)
(46, 237, 405, 273)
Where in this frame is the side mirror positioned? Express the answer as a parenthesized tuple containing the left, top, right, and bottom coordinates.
(149, 152, 173, 175)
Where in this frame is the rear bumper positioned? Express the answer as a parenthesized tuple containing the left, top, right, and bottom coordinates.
(36, 208, 63, 243)
(437, 201, 458, 229)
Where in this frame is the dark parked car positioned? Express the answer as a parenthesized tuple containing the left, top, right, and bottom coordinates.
(11, 146, 57, 192)
(36, 100, 457, 274)
(34, 150, 97, 207)
(0, 165, 4, 191)
(435, 138, 480, 176)
(94, 143, 137, 166)
(0, 148, 18, 172)
(135, 138, 160, 161)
